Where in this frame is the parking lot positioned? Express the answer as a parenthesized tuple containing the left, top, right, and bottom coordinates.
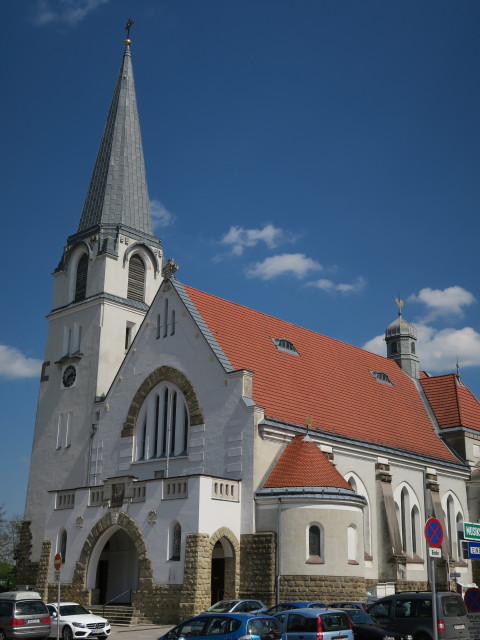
(109, 624, 172, 640)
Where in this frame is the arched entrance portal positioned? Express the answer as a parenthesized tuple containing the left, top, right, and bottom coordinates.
(87, 526, 139, 605)
(211, 538, 236, 605)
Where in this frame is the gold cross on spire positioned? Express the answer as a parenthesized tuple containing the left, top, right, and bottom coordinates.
(124, 17, 134, 41)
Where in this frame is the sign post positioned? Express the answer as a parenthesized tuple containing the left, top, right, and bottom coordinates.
(425, 518, 443, 640)
(54, 553, 62, 640)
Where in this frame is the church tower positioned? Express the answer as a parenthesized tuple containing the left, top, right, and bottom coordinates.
(24, 30, 163, 557)
(385, 299, 419, 379)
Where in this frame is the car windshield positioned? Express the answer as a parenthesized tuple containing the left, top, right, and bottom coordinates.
(441, 597, 467, 617)
(59, 605, 91, 616)
(248, 618, 282, 640)
(207, 601, 238, 613)
(344, 609, 375, 624)
(16, 601, 49, 616)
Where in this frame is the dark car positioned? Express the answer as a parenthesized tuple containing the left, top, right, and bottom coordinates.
(265, 603, 327, 616)
(158, 612, 284, 640)
(339, 607, 412, 640)
(367, 591, 470, 640)
(329, 602, 368, 611)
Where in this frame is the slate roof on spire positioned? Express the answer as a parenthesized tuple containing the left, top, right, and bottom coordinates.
(77, 43, 152, 235)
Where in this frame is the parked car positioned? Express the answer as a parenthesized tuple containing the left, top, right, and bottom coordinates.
(158, 612, 284, 640)
(339, 607, 412, 640)
(329, 602, 368, 611)
(47, 602, 110, 640)
(0, 590, 51, 640)
(205, 600, 266, 614)
(273, 607, 353, 640)
(265, 603, 327, 616)
(367, 591, 470, 640)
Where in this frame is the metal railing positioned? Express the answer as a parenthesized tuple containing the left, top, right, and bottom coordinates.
(101, 589, 132, 617)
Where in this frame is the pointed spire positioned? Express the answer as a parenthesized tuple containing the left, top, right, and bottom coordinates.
(77, 33, 152, 235)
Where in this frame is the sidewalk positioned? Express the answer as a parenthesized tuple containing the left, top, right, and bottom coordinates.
(110, 624, 173, 640)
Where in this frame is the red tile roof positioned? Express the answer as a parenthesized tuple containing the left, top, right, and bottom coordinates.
(264, 435, 354, 489)
(421, 373, 480, 432)
(182, 285, 460, 463)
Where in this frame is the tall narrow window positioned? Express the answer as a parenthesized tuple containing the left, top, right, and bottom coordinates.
(163, 298, 169, 337)
(308, 525, 321, 558)
(171, 309, 176, 336)
(171, 522, 181, 561)
(170, 392, 177, 454)
(60, 530, 67, 563)
(75, 254, 88, 301)
(347, 525, 358, 563)
(156, 314, 161, 339)
(183, 406, 189, 453)
(127, 255, 146, 302)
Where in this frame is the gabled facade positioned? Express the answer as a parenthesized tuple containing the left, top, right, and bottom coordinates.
(21, 36, 480, 625)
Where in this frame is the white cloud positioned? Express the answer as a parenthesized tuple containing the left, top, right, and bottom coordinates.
(220, 224, 287, 256)
(0, 345, 42, 380)
(308, 276, 366, 295)
(246, 253, 323, 280)
(362, 324, 480, 372)
(408, 286, 476, 320)
(32, 0, 109, 27)
(151, 199, 175, 228)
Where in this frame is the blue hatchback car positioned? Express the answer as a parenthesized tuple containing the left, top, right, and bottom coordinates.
(158, 612, 284, 640)
(265, 603, 327, 616)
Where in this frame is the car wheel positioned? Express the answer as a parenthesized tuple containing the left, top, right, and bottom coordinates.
(62, 626, 74, 640)
(413, 634, 432, 640)
(0, 629, 6, 640)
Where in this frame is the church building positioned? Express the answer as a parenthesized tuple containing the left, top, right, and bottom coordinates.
(20, 34, 480, 624)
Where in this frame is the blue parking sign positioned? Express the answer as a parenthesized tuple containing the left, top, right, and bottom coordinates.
(467, 542, 480, 559)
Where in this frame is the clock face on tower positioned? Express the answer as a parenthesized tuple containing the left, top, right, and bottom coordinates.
(62, 365, 77, 388)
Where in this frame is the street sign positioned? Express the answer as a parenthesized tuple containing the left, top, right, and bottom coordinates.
(429, 547, 441, 558)
(425, 517, 444, 548)
(467, 541, 480, 559)
(464, 522, 480, 541)
(465, 588, 480, 613)
(450, 572, 461, 578)
(54, 553, 62, 571)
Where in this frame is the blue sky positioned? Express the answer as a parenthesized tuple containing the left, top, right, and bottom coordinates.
(2, 0, 479, 518)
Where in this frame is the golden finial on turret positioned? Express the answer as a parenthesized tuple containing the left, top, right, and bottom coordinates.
(395, 297, 404, 316)
(124, 17, 134, 44)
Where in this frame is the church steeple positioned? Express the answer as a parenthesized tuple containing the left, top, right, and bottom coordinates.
(77, 33, 153, 238)
(385, 299, 420, 379)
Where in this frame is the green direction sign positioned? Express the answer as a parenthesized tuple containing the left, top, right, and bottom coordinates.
(464, 522, 480, 541)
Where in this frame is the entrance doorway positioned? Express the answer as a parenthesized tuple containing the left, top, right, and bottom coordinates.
(211, 538, 236, 605)
(88, 527, 139, 605)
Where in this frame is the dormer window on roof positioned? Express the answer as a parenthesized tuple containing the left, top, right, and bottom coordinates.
(371, 371, 393, 385)
(272, 338, 299, 355)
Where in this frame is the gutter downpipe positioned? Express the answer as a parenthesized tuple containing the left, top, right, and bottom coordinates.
(276, 497, 282, 604)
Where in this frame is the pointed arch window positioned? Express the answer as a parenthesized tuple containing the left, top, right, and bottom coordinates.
(75, 254, 88, 301)
(134, 382, 189, 461)
(127, 255, 146, 302)
(395, 483, 422, 559)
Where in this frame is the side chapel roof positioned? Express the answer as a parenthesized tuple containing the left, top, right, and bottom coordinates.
(177, 283, 466, 465)
(421, 373, 480, 433)
(264, 435, 354, 490)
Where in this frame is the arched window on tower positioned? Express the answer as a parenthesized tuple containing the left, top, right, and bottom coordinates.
(75, 254, 88, 301)
(127, 255, 146, 302)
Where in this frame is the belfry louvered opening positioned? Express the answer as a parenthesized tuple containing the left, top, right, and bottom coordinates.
(74, 254, 88, 301)
(127, 254, 146, 302)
